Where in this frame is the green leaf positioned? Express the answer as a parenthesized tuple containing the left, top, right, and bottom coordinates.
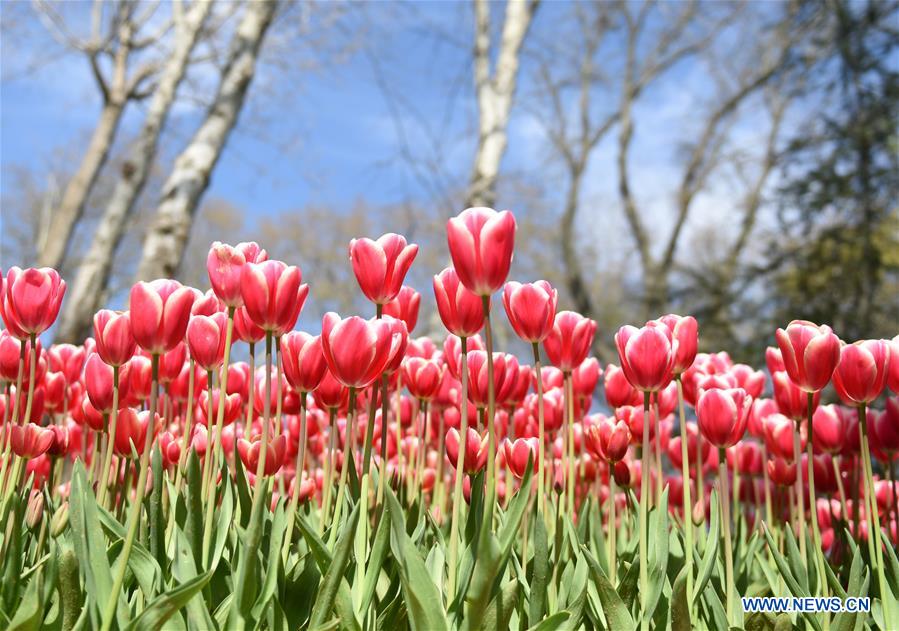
(309, 503, 360, 629)
(125, 569, 215, 631)
(527, 611, 570, 631)
(106, 538, 161, 600)
(184, 450, 204, 569)
(582, 545, 635, 629)
(694, 490, 720, 604)
(558, 554, 588, 631)
(358, 509, 390, 617)
(832, 542, 866, 631)
(148, 446, 165, 569)
(670, 565, 691, 631)
(479, 580, 519, 631)
(643, 488, 670, 624)
(252, 501, 287, 619)
(171, 526, 216, 631)
(7, 574, 43, 631)
(528, 515, 549, 626)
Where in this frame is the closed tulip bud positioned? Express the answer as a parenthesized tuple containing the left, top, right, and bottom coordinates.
(583, 416, 631, 462)
(238, 433, 287, 476)
(501, 437, 538, 478)
(603, 363, 641, 409)
(445, 427, 488, 474)
(240, 260, 307, 335)
(127, 355, 152, 403)
(382, 285, 421, 333)
(129, 280, 195, 354)
(612, 460, 632, 487)
(186, 312, 229, 371)
(614, 322, 677, 393)
(159, 430, 181, 468)
(348, 233, 418, 305)
(46, 424, 69, 457)
(812, 404, 846, 454)
(544, 311, 597, 373)
(10, 423, 55, 459)
(692, 500, 706, 525)
(446, 207, 516, 296)
(655, 314, 698, 376)
(44, 371, 67, 412)
(765, 347, 786, 374)
(0, 330, 40, 382)
(502, 280, 558, 343)
(84, 353, 131, 413)
(403, 357, 444, 401)
(833, 339, 892, 405)
(26, 491, 43, 531)
(206, 241, 267, 307)
(1, 267, 66, 337)
(93, 310, 136, 366)
(321, 313, 395, 389)
(775, 320, 841, 393)
(281, 332, 327, 394)
(314, 369, 349, 410)
(51, 502, 69, 537)
(697, 387, 752, 449)
(433, 267, 485, 338)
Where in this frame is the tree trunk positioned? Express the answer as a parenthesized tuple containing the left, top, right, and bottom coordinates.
(56, 0, 214, 343)
(134, 0, 278, 282)
(465, 0, 538, 208)
(37, 101, 126, 269)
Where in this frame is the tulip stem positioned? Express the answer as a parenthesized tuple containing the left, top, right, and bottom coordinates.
(805, 392, 829, 606)
(532, 343, 547, 519)
(482, 296, 497, 528)
(565, 372, 576, 517)
(283, 392, 308, 562)
(609, 474, 617, 585)
(9, 334, 39, 497)
(97, 366, 121, 507)
(321, 407, 338, 531)
(653, 395, 663, 504)
(244, 341, 255, 440)
(447, 336, 469, 603)
(376, 373, 390, 509)
(718, 447, 735, 626)
(791, 418, 807, 566)
(331, 387, 357, 548)
(0, 341, 25, 498)
(858, 402, 892, 630)
(888, 461, 899, 546)
(200, 370, 216, 502)
(101, 354, 159, 631)
(639, 390, 650, 631)
(414, 401, 430, 503)
(832, 456, 849, 540)
(174, 358, 196, 492)
(675, 377, 694, 621)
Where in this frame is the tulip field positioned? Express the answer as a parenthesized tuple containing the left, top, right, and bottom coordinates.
(2, 206, 899, 631)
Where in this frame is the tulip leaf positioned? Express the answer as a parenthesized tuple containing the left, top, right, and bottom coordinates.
(125, 568, 215, 631)
(643, 488, 670, 624)
(582, 545, 635, 629)
(670, 565, 691, 631)
(478, 579, 519, 631)
(184, 450, 204, 568)
(528, 515, 549, 626)
(831, 543, 866, 631)
(309, 502, 360, 629)
(148, 446, 165, 570)
(527, 611, 570, 631)
(694, 490, 720, 604)
(171, 526, 216, 631)
(252, 500, 287, 619)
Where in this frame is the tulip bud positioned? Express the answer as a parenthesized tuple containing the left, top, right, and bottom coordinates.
(614, 322, 677, 393)
(348, 233, 418, 305)
(446, 207, 516, 296)
(502, 280, 558, 343)
(26, 491, 43, 531)
(51, 502, 69, 537)
(544, 311, 597, 373)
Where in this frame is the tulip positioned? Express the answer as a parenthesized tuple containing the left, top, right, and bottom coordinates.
(433, 267, 486, 338)
(47, 343, 86, 383)
(833, 339, 892, 405)
(466, 351, 514, 409)
(445, 427, 488, 474)
(502, 280, 558, 343)
(383, 286, 421, 333)
(870, 398, 899, 458)
(191, 289, 224, 317)
(281, 332, 327, 394)
(501, 437, 538, 478)
(114, 408, 155, 457)
(775, 320, 841, 393)
(93, 310, 136, 367)
(768, 457, 798, 486)
(320, 313, 394, 389)
(446, 207, 516, 296)
(129, 280, 195, 355)
(763, 413, 801, 461)
(813, 404, 846, 454)
(403, 357, 445, 401)
(655, 314, 698, 376)
(206, 241, 267, 307)
(9, 423, 54, 459)
(197, 390, 242, 427)
(186, 312, 229, 371)
(1, 267, 66, 337)
(604, 363, 641, 409)
(238, 433, 287, 477)
(697, 387, 752, 449)
(615, 323, 677, 393)
(240, 260, 307, 335)
(772, 371, 816, 420)
(583, 416, 631, 462)
(348, 233, 418, 305)
(889, 335, 899, 394)
(84, 354, 131, 413)
(730, 365, 766, 399)
(544, 311, 597, 373)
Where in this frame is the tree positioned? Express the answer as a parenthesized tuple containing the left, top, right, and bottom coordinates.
(134, 0, 279, 281)
(56, 0, 214, 342)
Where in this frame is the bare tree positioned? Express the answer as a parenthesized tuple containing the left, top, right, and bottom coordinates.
(56, 0, 214, 342)
(466, 0, 539, 208)
(134, 0, 278, 281)
(34, 0, 168, 270)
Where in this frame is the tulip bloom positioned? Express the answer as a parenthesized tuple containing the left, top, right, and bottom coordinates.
(768, 457, 798, 486)
(93, 310, 136, 367)
(10, 423, 55, 459)
(114, 408, 155, 457)
(445, 427, 488, 474)
(544, 311, 597, 373)
(775, 320, 841, 393)
(348, 233, 418, 305)
(655, 314, 698, 376)
(1, 267, 66, 337)
(812, 404, 846, 454)
(466, 351, 515, 408)
(697, 387, 752, 449)
(383, 286, 421, 333)
(321, 313, 394, 389)
(446, 207, 516, 296)
(433, 267, 485, 338)
(47, 343, 86, 383)
(84, 354, 131, 413)
(240, 260, 307, 335)
(206, 241, 267, 307)
(501, 437, 539, 478)
(833, 339, 892, 405)
(502, 280, 558, 343)
(583, 416, 631, 462)
(403, 357, 445, 401)
(129, 280, 195, 355)
(604, 363, 641, 409)
(238, 434, 287, 477)
(615, 322, 677, 392)
(889, 335, 899, 394)
(281, 332, 327, 394)
(186, 313, 229, 371)
(763, 412, 802, 460)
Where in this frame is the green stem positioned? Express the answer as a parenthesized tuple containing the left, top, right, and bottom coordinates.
(805, 391, 829, 605)
(675, 377, 694, 622)
(565, 372, 576, 517)
(532, 343, 547, 518)
(100, 354, 159, 631)
(283, 392, 308, 561)
(719, 448, 735, 625)
(330, 387, 357, 547)
(482, 296, 497, 528)
(376, 373, 390, 509)
(174, 359, 196, 492)
(243, 342, 255, 440)
(0, 342, 25, 497)
(609, 474, 617, 585)
(792, 418, 807, 566)
(447, 336, 469, 602)
(320, 408, 338, 532)
(639, 390, 650, 631)
(97, 365, 121, 507)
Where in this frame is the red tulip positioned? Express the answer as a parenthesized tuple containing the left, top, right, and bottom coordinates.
(238, 433, 287, 476)
(433, 267, 485, 338)
(381, 316, 410, 375)
(84, 354, 131, 413)
(446, 207, 516, 296)
(10, 423, 54, 459)
(207, 241, 267, 307)
(240, 260, 307, 335)
(348, 233, 418, 305)
(127, 355, 152, 404)
(186, 312, 229, 371)
(616, 404, 657, 442)
(443, 334, 484, 381)
(159, 430, 181, 468)
(572, 357, 602, 399)
(93, 310, 136, 367)
(321, 313, 394, 389)
(158, 342, 187, 384)
(583, 416, 631, 462)
(403, 357, 445, 401)
(730, 364, 766, 399)
(812, 404, 846, 454)
(197, 390, 243, 427)
(504, 364, 532, 408)
(314, 369, 349, 410)
(113, 408, 156, 457)
(544, 311, 597, 373)
(501, 437, 538, 478)
(768, 457, 797, 486)
(697, 387, 752, 449)
(766, 346, 786, 374)
(0, 331, 39, 382)
(614, 322, 677, 393)
(445, 427, 488, 474)
(748, 398, 779, 438)
(44, 371, 66, 412)
(603, 363, 641, 409)
(870, 397, 899, 457)
(234, 306, 265, 343)
(775, 320, 841, 393)
(1, 267, 66, 337)
(524, 387, 565, 432)
(466, 350, 515, 408)
(613, 459, 632, 487)
(772, 371, 818, 420)
(129, 280, 195, 354)
(383, 286, 421, 333)
(833, 339, 892, 405)
(888, 335, 899, 394)
(726, 441, 763, 475)
(47, 343, 86, 383)
(190, 289, 225, 317)
(45, 424, 69, 457)
(502, 280, 557, 343)
(281, 332, 327, 394)
(666, 422, 711, 471)
(655, 314, 698, 376)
